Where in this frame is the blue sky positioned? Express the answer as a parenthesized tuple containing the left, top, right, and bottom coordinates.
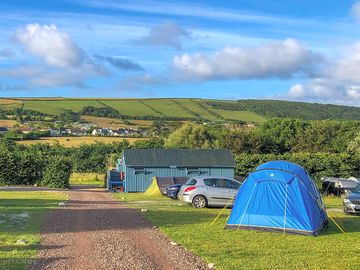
(1, 0, 360, 104)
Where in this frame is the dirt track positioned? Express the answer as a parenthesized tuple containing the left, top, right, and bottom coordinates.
(29, 187, 207, 270)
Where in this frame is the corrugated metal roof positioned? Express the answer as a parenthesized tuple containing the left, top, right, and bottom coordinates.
(123, 149, 235, 168)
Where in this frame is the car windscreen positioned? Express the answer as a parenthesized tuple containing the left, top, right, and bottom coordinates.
(185, 178, 197, 185)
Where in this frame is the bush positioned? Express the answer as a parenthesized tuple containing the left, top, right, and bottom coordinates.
(235, 152, 360, 187)
(0, 148, 18, 185)
(41, 156, 72, 188)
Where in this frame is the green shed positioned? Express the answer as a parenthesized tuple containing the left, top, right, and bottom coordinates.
(115, 149, 235, 192)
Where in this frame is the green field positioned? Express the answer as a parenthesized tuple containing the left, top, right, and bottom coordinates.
(0, 99, 23, 111)
(2, 97, 360, 123)
(0, 191, 67, 270)
(0, 98, 266, 123)
(212, 108, 266, 122)
(175, 99, 220, 121)
(102, 99, 163, 117)
(22, 100, 104, 115)
(114, 193, 360, 270)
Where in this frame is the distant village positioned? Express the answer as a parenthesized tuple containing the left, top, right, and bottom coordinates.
(0, 121, 147, 139)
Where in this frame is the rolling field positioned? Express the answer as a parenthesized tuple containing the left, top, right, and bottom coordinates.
(212, 108, 266, 122)
(0, 98, 267, 123)
(22, 100, 103, 115)
(0, 99, 23, 111)
(141, 99, 195, 118)
(16, 136, 142, 147)
(81, 116, 153, 129)
(0, 120, 18, 127)
(101, 99, 162, 117)
(177, 99, 221, 121)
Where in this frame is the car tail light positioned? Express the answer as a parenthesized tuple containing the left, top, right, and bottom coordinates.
(184, 186, 197, 192)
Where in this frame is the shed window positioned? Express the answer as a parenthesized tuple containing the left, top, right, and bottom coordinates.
(186, 168, 200, 174)
(134, 168, 146, 175)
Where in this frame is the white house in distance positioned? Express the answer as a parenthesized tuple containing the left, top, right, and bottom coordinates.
(92, 128, 113, 136)
(49, 128, 61, 136)
(91, 128, 141, 136)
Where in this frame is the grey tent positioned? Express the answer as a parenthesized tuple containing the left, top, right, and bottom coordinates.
(322, 177, 359, 196)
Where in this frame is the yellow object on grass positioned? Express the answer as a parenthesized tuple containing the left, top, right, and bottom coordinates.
(144, 177, 162, 197)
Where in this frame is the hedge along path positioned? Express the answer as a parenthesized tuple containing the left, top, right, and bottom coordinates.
(30, 186, 207, 270)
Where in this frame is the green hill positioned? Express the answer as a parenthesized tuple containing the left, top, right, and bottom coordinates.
(1, 98, 360, 123)
(207, 99, 360, 120)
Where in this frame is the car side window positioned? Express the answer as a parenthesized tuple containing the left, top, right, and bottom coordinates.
(204, 178, 221, 188)
(218, 179, 228, 188)
(226, 180, 241, 189)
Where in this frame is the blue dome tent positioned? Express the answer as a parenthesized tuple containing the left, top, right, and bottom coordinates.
(226, 161, 328, 236)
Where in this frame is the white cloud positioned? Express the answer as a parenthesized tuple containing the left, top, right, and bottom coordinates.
(172, 39, 321, 80)
(287, 42, 360, 104)
(0, 23, 108, 89)
(335, 42, 360, 83)
(351, 2, 360, 22)
(0, 65, 92, 88)
(135, 22, 190, 49)
(14, 23, 84, 68)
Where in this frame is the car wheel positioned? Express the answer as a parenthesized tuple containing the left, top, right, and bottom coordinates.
(192, 195, 207, 208)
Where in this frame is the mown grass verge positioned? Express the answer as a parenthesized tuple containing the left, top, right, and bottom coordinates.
(69, 173, 104, 186)
(0, 191, 67, 270)
(113, 193, 360, 270)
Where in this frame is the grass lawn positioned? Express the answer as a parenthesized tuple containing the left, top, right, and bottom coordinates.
(323, 196, 344, 209)
(69, 173, 104, 186)
(0, 191, 67, 270)
(114, 193, 360, 270)
(16, 136, 141, 147)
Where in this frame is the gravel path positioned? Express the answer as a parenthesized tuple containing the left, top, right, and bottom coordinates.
(29, 186, 207, 270)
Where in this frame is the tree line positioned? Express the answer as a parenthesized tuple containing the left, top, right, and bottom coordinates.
(163, 119, 360, 185)
(207, 100, 360, 120)
(0, 138, 164, 188)
(2, 117, 360, 188)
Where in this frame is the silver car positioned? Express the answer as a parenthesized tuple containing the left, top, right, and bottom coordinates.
(178, 176, 241, 208)
(343, 183, 360, 215)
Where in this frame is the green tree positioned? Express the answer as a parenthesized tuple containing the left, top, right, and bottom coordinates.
(217, 129, 276, 154)
(293, 120, 360, 153)
(132, 137, 164, 149)
(0, 140, 18, 185)
(41, 156, 72, 188)
(164, 123, 216, 149)
(59, 109, 80, 123)
(347, 132, 360, 154)
(259, 118, 308, 153)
